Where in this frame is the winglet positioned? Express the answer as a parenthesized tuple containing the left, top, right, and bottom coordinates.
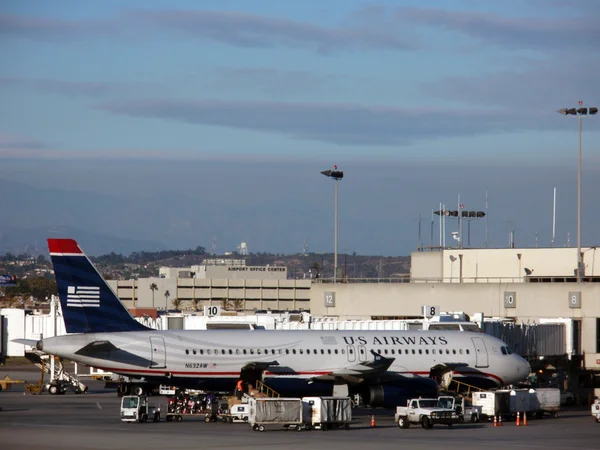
(48, 239, 83, 255)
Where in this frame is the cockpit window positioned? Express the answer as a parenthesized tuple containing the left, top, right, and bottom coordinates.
(501, 347, 507, 355)
(506, 346, 513, 355)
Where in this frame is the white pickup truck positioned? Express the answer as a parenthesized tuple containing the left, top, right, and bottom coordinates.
(438, 395, 482, 423)
(395, 398, 461, 429)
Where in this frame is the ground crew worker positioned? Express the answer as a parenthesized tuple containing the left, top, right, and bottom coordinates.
(235, 379, 244, 400)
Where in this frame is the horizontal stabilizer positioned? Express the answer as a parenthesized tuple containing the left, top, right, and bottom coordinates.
(75, 340, 120, 355)
(12, 339, 38, 347)
(75, 340, 152, 367)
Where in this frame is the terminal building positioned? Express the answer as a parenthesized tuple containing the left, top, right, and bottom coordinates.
(107, 258, 311, 312)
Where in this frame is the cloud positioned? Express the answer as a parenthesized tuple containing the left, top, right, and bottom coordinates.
(0, 77, 135, 97)
(212, 67, 331, 95)
(396, 6, 599, 51)
(426, 55, 599, 110)
(0, 13, 113, 40)
(125, 9, 418, 53)
(0, 133, 47, 156)
(94, 98, 569, 146)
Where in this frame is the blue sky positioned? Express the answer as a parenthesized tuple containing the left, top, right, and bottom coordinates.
(1, 0, 599, 255)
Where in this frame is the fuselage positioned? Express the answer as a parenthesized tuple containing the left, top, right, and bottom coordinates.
(39, 329, 530, 395)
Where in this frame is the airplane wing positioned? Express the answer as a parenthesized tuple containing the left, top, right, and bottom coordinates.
(241, 361, 280, 371)
(308, 350, 395, 384)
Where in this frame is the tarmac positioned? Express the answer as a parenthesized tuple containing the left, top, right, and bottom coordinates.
(0, 367, 598, 450)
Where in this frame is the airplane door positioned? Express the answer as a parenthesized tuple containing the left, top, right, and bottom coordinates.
(357, 345, 367, 362)
(150, 336, 167, 368)
(471, 337, 489, 368)
(346, 345, 356, 362)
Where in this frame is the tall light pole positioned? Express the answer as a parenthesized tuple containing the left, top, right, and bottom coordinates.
(557, 104, 598, 283)
(321, 167, 344, 282)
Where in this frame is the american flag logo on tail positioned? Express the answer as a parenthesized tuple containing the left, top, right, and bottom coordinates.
(67, 286, 100, 308)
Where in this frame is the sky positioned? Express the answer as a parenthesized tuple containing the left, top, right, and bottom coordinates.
(1, 0, 599, 255)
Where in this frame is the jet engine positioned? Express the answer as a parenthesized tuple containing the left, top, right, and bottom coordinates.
(364, 378, 439, 408)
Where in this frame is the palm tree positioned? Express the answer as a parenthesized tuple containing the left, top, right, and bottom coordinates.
(171, 298, 183, 311)
(192, 298, 202, 312)
(149, 283, 158, 308)
(164, 290, 170, 311)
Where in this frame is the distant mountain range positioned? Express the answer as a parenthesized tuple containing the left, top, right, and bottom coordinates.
(0, 225, 167, 257)
(0, 177, 336, 256)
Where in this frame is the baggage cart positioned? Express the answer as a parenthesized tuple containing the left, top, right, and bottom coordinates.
(530, 388, 560, 418)
(248, 397, 308, 432)
(302, 397, 352, 430)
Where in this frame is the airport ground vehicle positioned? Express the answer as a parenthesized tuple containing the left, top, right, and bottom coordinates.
(591, 399, 600, 423)
(120, 396, 161, 423)
(395, 398, 461, 429)
(438, 395, 481, 423)
(302, 396, 352, 430)
(248, 397, 309, 432)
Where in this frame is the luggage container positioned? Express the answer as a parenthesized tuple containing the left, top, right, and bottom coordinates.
(472, 389, 533, 420)
(248, 398, 308, 432)
(472, 391, 510, 419)
(529, 388, 560, 418)
(302, 397, 352, 430)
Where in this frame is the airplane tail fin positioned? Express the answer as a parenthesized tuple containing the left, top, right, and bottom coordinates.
(48, 239, 149, 334)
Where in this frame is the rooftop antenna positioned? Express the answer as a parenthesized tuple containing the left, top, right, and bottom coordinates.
(211, 236, 217, 255)
(552, 187, 556, 248)
(418, 213, 422, 250)
(485, 189, 489, 247)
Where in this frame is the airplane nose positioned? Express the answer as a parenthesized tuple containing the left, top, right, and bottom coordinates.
(519, 358, 531, 376)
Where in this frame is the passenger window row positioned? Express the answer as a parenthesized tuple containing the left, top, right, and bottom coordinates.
(183, 347, 470, 356)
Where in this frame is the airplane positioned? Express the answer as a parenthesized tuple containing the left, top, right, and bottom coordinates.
(16, 238, 530, 407)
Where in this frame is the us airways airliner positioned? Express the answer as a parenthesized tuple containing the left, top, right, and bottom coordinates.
(17, 239, 530, 407)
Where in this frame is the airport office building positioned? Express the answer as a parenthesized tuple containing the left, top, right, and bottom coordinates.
(109, 247, 600, 371)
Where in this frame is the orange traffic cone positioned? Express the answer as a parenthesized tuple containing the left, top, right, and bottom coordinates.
(370, 414, 376, 427)
(523, 412, 527, 427)
(493, 416, 497, 427)
(516, 412, 520, 426)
